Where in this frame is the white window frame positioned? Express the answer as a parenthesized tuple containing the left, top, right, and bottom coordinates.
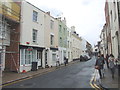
(20, 49, 37, 65)
(33, 29, 37, 43)
(33, 10, 38, 22)
(50, 20, 54, 29)
(0, 21, 7, 39)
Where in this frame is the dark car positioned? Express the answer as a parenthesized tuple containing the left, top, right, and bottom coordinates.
(84, 55, 88, 61)
(80, 55, 84, 61)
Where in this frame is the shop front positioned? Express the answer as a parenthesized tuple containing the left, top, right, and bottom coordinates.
(19, 45, 45, 72)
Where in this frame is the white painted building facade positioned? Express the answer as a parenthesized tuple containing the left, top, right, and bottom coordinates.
(66, 27, 72, 62)
(71, 26, 82, 60)
(107, 1, 119, 58)
(20, 1, 46, 72)
(44, 12, 59, 67)
(58, 18, 67, 64)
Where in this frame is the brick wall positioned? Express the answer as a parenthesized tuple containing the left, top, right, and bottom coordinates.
(5, 23, 20, 72)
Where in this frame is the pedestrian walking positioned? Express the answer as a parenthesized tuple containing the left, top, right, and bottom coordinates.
(101, 54, 105, 77)
(105, 54, 109, 69)
(117, 57, 120, 77)
(56, 55, 60, 67)
(95, 54, 105, 79)
(64, 56, 67, 66)
(108, 54, 116, 79)
(117, 55, 120, 77)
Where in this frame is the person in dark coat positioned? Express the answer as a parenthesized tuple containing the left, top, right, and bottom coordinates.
(64, 57, 67, 66)
(95, 54, 104, 79)
(105, 54, 109, 69)
(101, 54, 105, 68)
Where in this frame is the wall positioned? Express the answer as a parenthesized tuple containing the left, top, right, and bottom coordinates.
(20, 1, 45, 48)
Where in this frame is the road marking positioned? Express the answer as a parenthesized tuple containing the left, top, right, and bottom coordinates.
(1, 76, 33, 87)
(90, 69, 96, 89)
(1, 62, 77, 87)
(90, 69, 103, 90)
(93, 71, 100, 89)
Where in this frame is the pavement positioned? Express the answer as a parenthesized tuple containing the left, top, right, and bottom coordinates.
(1, 60, 79, 87)
(95, 64, 119, 89)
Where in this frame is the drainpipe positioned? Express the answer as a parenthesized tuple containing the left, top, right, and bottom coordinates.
(117, 1, 120, 60)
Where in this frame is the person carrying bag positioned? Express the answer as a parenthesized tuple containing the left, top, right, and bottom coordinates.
(95, 54, 104, 79)
(108, 54, 116, 79)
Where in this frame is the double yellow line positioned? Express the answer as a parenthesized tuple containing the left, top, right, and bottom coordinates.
(90, 69, 103, 90)
(1, 62, 76, 88)
(0, 68, 56, 88)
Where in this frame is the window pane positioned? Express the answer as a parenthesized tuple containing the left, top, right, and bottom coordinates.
(32, 50, 36, 62)
(33, 29, 37, 43)
(33, 11, 38, 22)
(20, 49, 24, 65)
(51, 35, 54, 45)
(50, 20, 54, 29)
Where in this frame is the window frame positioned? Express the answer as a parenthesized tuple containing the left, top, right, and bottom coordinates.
(33, 10, 38, 22)
(50, 34, 54, 45)
(32, 29, 38, 43)
(50, 20, 54, 29)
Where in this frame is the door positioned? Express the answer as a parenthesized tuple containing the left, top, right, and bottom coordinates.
(52, 54, 56, 66)
(37, 51, 42, 67)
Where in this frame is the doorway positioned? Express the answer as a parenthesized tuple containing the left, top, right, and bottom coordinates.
(37, 51, 42, 67)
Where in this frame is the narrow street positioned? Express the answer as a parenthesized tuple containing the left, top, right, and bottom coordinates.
(3, 57, 96, 88)
(0, 0, 120, 89)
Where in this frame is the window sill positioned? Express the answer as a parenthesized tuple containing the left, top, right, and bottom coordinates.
(32, 42, 38, 45)
(33, 21, 39, 24)
(20, 64, 31, 66)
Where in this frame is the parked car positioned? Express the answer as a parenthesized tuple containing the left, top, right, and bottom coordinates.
(80, 54, 91, 61)
(80, 55, 84, 61)
(85, 54, 91, 60)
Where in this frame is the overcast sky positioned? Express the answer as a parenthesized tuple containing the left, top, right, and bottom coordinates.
(26, 0, 106, 46)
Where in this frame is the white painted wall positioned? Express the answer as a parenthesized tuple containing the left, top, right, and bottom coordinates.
(108, 1, 119, 58)
(20, 1, 46, 72)
(58, 47, 66, 64)
(67, 27, 72, 62)
(44, 12, 59, 67)
(81, 37, 87, 56)
(20, 1, 45, 47)
(71, 31, 82, 60)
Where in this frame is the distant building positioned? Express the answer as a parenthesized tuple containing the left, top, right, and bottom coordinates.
(66, 27, 72, 62)
(71, 26, 82, 60)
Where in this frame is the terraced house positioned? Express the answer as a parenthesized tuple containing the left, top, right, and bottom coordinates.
(71, 26, 82, 60)
(44, 12, 59, 67)
(58, 17, 67, 64)
(20, 1, 45, 72)
(1, 0, 92, 73)
(100, 0, 120, 59)
(66, 27, 72, 62)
